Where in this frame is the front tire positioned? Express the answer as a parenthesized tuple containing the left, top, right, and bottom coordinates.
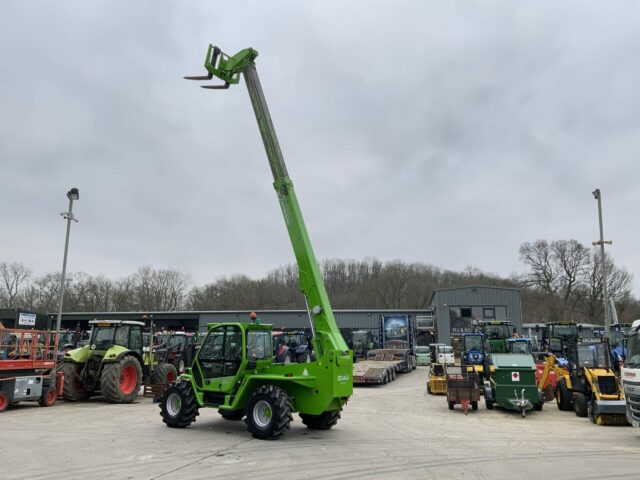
(160, 381, 200, 428)
(245, 385, 292, 440)
(299, 410, 341, 430)
(39, 387, 57, 407)
(62, 362, 89, 402)
(555, 378, 572, 411)
(573, 392, 587, 417)
(100, 355, 142, 403)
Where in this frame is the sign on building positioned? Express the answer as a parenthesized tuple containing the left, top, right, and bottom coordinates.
(18, 312, 37, 326)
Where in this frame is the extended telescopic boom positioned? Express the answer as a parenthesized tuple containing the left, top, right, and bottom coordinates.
(185, 46, 349, 358)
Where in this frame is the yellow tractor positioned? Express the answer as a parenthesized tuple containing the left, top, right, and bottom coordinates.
(540, 339, 628, 425)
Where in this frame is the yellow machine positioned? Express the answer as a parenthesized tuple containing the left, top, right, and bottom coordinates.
(427, 363, 447, 395)
(539, 340, 628, 425)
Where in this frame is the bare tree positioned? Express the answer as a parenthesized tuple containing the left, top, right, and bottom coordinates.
(0, 262, 31, 308)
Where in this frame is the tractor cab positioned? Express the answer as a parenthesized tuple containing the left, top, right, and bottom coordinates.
(156, 331, 199, 373)
(351, 330, 374, 360)
(191, 322, 273, 394)
(545, 322, 579, 356)
(506, 338, 533, 355)
(479, 321, 513, 354)
(461, 333, 485, 367)
(608, 323, 630, 366)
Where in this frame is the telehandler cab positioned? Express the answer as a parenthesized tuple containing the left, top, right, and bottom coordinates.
(159, 45, 353, 440)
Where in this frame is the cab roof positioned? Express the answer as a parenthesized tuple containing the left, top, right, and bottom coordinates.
(89, 320, 144, 326)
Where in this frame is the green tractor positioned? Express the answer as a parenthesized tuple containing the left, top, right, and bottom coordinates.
(62, 320, 177, 403)
(159, 45, 353, 440)
(479, 320, 513, 354)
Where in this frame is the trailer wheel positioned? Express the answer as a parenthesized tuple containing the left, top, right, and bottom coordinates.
(300, 410, 341, 430)
(472, 401, 478, 411)
(160, 380, 200, 428)
(555, 378, 572, 411)
(101, 355, 142, 403)
(391, 369, 396, 381)
(573, 392, 588, 417)
(0, 392, 9, 412)
(411, 357, 417, 371)
(219, 409, 245, 421)
(62, 361, 89, 402)
(151, 363, 178, 386)
(245, 385, 292, 440)
(382, 371, 388, 384)
(534, 390, 544, 411)
(39, 387, 57, 407)
(448, 401, 455, 410)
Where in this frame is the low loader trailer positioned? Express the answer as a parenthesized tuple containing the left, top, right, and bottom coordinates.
(352, 349, 411, 385)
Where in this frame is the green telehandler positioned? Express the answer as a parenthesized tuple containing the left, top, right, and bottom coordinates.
(158, 45, 353, 440)
(62, 320, 177, 403)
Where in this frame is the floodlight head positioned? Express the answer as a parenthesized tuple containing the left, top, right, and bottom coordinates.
(592, 189, 600, 199)
(67, 188, 79, 200)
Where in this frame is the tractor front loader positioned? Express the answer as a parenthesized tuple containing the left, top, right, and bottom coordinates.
(541, 339, 628, 425)
(62, 320, 177, 403)
(158, 45, 353, 440)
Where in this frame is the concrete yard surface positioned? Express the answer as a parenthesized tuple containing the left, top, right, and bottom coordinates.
(3, 367, 640, 480)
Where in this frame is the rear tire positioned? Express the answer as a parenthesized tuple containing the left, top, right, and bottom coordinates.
(245, 385, 292, 440)
(62, 362, 89, 402)
(448, 401, 455, 410)
(299, 410, 341, 430)
(151, 363, 178, 386)
(39, 387, 57, 407)
(472, 401, 478, 411)
(0, 392, 9, 412)
(100, 355, 142, 403)
(573, 392, 588, 417)
(219, 409, 245, 421)
(160, 381, 200, 428)
(555, 378, 572, 411)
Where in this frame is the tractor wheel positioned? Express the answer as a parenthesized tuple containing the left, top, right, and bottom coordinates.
(160, 380, 200, 428)
(411, 357, 417, 371)
(573, 392, 588, 417)
(100, 355, 142, 403)
(382, 371, 388, 384)
(543, 384, 555, 402)
(485, 397, 494, 410)
(555, 378, 573, 411)
(177, 359, 186, 373)
(218, 409, 245, 421)
(472, 401, 478, 411)
(245, 385, 293, 440)
(302, 351, 311, 363)
(299, 410, 341, 430)
(151, 363, 178, 386)
(284, 352, 292, 365)
(534, 390, 544, 411)
(448, 401, 455, 410)
(39, 387, 57, 407)
(62, 362, 89, 402)
(391, 368, 397, 381)
(0, 392, 9, 412)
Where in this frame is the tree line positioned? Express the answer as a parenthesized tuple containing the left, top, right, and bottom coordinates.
(1, 239, 638, 324)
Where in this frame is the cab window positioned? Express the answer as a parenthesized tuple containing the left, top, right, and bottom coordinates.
(248, 331, 271, 361)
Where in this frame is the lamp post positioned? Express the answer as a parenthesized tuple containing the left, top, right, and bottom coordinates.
(592, 189, 612, 336)
(55, 188, 79, 338)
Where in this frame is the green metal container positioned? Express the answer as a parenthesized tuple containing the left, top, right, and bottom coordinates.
(484, 354, 544, 417)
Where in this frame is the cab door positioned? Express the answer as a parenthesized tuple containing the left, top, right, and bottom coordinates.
(194, 325, 243, 394)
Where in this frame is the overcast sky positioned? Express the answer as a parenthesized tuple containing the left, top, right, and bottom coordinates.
(1, 1, 639, 296)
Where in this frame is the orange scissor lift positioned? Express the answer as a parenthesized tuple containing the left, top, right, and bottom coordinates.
(0, 328, 62, 412)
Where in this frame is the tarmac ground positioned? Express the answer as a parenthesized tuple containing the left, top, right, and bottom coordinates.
(3, 366, 640, 479)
